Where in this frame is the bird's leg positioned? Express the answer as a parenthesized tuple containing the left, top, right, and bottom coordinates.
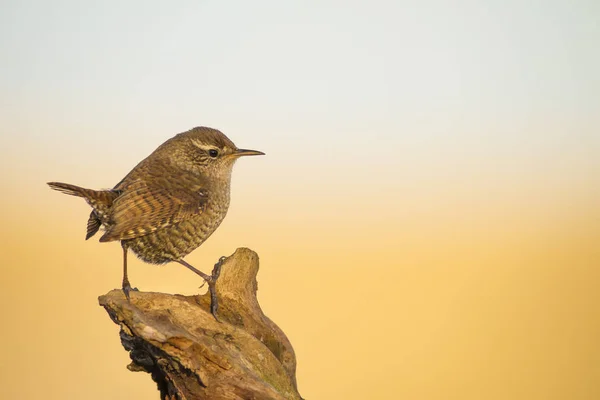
(121, 242, 138, 301)
(177, 256, 226, 321)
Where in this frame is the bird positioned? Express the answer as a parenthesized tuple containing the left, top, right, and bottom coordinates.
(48, 126, 264, 319)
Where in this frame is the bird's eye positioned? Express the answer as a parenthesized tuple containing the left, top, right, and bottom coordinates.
(208, 149, 219, 158)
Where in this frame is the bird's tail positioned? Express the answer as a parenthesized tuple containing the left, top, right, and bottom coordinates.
(47, 181, 119, 207)
(47, 182, 93, 198)
(48, 182, 121, 240)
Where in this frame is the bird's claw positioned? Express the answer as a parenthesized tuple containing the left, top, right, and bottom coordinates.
(206, 256, 226, 322)
(198, 257, 224, 290)
(122, 283, 138, 302)
(212, 256, 225, 279)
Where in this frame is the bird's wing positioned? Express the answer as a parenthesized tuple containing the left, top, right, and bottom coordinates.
(99, 178, 208, 242)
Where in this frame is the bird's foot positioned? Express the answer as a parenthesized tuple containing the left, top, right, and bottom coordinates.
(179, 257, 226, 321)
(204, 256, 225, 322)
(122, 283, 139, 302)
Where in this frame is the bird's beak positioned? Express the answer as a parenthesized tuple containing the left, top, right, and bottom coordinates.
(235, 148, 265, 157)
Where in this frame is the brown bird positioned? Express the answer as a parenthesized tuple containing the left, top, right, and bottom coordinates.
(48, 126, 264, 319)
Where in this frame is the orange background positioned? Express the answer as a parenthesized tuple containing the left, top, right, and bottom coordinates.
(1, 1, 599, 399)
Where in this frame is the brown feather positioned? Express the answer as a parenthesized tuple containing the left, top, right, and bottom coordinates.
(48, 182, 120, 238)
(86, 211, 102, 240)
(99, 181, 208, 242)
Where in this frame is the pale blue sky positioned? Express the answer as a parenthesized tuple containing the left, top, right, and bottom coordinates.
(1, 0, 598, 199)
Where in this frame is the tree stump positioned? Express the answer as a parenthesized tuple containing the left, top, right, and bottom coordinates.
(98, 248, 302, 400)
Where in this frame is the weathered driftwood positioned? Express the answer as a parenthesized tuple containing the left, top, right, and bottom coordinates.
(98, 248, 302, 400)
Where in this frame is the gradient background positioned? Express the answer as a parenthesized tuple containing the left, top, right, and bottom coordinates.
(1, 1, 599, 399)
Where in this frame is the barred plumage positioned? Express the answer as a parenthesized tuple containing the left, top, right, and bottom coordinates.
(48, 126, 264, 318)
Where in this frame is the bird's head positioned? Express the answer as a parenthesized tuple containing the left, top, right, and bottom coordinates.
(171, 126, 264, 180)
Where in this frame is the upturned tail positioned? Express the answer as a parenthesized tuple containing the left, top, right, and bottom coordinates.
(47, 182, 96, 198)
(47, 182, 120, 240)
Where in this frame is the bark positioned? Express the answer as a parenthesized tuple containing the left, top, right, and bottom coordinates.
(98, 248, 302, 400)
